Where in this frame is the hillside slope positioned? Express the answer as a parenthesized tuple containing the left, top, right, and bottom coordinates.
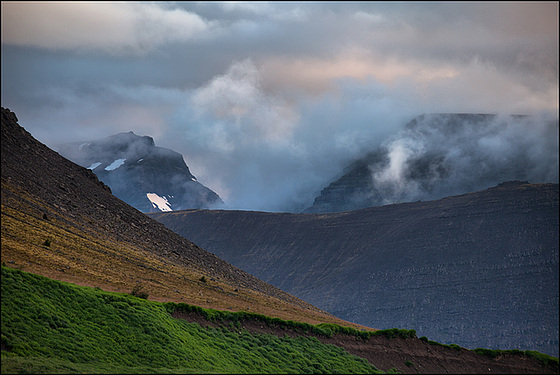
(3, 266, 558, 374)
(149, 181, 559, 357)
(0, 106, 355, 327)
(2, 106, 558, 374)
(57, 131, 225, 213)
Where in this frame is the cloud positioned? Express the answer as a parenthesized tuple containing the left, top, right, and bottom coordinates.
(184, 59, 299, 151)
(1, 2, 216, 55)
(368, 113, 559, 206)
(1, 2, 557, 212)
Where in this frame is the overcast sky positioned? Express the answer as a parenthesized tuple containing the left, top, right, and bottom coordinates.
(2, 1, 558, 211)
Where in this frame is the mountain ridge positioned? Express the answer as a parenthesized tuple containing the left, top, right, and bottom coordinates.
(305, 113, 559, 213)
(2, 106, 558, 373)
(56, 130, 225, 213)
(0, 106, 347, 325)
(149, 180, 559, 357)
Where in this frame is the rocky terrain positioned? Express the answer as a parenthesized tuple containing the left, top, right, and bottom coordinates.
(150, 181, 559, 357)
(305, 113, 559, 213)
(2, 106, 558, 373)
(57, 131, 224, 213)
(1, 106, 339, 323)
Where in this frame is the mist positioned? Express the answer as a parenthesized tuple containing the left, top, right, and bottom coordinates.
(365, 113, 559, 207)
(1, 2, 557, 213)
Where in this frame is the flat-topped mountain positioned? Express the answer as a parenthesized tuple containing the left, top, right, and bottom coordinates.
(57, 131, 225, 213)
(149, 181, 559, 357)
(306, 113, 559, 213)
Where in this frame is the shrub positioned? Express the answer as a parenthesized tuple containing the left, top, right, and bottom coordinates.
(42, 239, 51, 247)
(199, 276, 207, 283)
(130, 284, 149, 299)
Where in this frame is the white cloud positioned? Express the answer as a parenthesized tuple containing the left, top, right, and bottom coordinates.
(1, 2, 216, 54)
(189, 59, 299, 150)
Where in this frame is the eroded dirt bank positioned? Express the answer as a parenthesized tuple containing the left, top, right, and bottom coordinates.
(172, 310, 558, 374)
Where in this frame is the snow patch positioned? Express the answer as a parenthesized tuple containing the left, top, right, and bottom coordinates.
(105, 158, 126, 171)
(137, 158, 144, 163)
(191, 177, 197, 181)
(147, 193, 173, 212)
(79, 142, 90, 150)
(87, 162, 102, 170)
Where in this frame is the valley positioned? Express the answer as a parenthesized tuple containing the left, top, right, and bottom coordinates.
(2, 106, 558, 373)
(149, 181, 559, 357)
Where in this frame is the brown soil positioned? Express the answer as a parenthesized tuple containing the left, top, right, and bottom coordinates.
(172, 310, 558, 374)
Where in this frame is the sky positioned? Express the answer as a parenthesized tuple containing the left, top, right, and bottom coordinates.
(2, 1, 559, 212)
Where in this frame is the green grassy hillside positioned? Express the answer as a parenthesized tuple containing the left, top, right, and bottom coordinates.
(1, 266, 384, 374)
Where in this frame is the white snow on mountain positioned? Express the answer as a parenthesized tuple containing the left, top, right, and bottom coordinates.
(87, 162, 102, 170)
(146, 193, 172, 211)
(105, 158, 126, 171)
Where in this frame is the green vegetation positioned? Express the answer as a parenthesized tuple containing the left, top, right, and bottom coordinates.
(419, 336, 558, 368)
(473, 348, 559, 367)
(167, 304, 416, 341)
(129, 284, 149, 300)
(1, 266, 384, 374)
(3, 265, 557, 373)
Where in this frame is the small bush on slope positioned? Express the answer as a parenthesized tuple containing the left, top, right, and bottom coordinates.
(1, 266, 382, 374)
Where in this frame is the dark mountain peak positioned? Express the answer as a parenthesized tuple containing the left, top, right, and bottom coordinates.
(305, 112, 558, 213)
(59, 130, 157, 165)
(1, 106, 321, 314)
(57, 130, 225, 213)
(2, 106, 18, 123)
(104, 130, 156, 149)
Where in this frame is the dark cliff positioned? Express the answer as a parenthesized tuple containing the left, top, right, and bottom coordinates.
(306, 113, 559, 213)
(57, 131, 225, 213)
(149, 181, 559, 357)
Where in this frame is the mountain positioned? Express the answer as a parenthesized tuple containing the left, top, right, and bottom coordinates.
(2, 107, 558, 373)
(305, 113, 559, 213)
(149, 181, 559, 357)
(0, 106, 347, 325)
(56, 131, 225, 213)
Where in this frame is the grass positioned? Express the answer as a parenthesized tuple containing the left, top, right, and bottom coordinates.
(166, 304, 416, 341)
(473, 348, 559, 367)
(1, 266, 385, 374)
(0, 188, 377, 331)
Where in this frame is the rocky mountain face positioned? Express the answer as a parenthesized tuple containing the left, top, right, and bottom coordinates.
(306, 113, 559, 213)
(149, 181, 559, 357)
(56, 131, 225, 213)
(3, 107, 558, 373)
(1, 106, 334, 322)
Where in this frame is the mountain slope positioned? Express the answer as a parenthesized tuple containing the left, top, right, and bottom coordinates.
(5, 266, 558, 374)
(149, 181, 559, 357)
(306, 113, 559, 213)
(0, 106, 356, 327)
(56, 131, 225, 213)
(2, 107, 558, 374)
